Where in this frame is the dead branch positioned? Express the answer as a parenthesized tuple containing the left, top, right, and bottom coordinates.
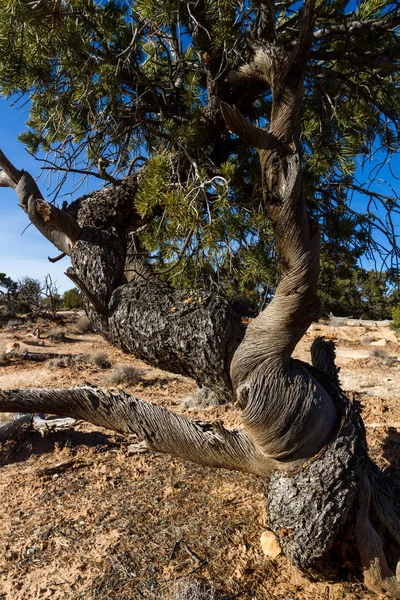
(0, 149, 81, 255)
(0, 386, 276, 477)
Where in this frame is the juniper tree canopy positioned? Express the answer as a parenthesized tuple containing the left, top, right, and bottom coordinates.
(1, 0, 399, 304)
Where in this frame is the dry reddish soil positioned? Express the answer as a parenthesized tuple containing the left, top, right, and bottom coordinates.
(0, 314, 400, 600)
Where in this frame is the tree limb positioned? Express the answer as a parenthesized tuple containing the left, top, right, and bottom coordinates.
(220, 102, 279, 151)
(0, 149, 81, 255)
(223, 1, 338, 467)
(313, 17, 400, 41)
(309, 50, 398, 72)
(0, 387, 275, 477)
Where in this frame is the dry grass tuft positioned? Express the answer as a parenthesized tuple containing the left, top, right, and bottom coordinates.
(91, 350, 112, 369)
(172, 580, 216, 600)
(106, 364, 143, 386)
(181, 387, 220, 411)
(69, 314, 92, 334)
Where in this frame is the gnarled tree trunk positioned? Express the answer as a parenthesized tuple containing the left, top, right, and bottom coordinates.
(1, 3, 400, 596)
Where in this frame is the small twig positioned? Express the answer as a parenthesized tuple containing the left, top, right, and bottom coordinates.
(48, 252, 67, 263)
(36, 459, 91, 477)
(175, 562, 207, 580)
(182, 542, 203, 565)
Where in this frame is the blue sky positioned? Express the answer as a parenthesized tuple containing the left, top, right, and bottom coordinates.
(0, 98, 100, 293)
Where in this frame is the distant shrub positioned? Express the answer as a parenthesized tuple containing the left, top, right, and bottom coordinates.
(48, 328, 65, 342)
(391, 304, 400, 336)
(107, 364, 143, 386)
(92, 351, 112, 369)
(0, 347, 8, 365)
(63, 287, 83, 309)
(49, 354, 89, 369)
(384, 356, 398, 367)
(7, 318, 23, 329)
(71, 315, 92, 334)
(371, 347, 388, 359)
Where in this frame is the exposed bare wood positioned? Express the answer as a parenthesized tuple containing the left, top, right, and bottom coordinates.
(0, 413, 33, 444)
(36, 199, 81, 244)
(0, 149, 23, 186)
(0, 386, 277, 477)
(0, 149, 81, 255)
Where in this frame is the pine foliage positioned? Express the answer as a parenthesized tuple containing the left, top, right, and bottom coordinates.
(0, 0, 399, 309)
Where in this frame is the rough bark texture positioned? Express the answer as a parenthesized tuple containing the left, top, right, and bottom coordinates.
(107, 283, 244, 400)
(0, 387, 274, 476)
(267, 394, 366, 578)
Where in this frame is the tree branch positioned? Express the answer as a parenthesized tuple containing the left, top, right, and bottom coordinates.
(0, 150, 81, 255)
(220, 102, 279, 151)
(309, 50, 398, 72)
(313, 17, 400, 41)
(222, 1, 338, 466)
(0, 386, 274, 477)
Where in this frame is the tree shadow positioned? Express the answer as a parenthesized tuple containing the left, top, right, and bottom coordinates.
(382, 427, 400, 471)
(0, 427, 120, 466)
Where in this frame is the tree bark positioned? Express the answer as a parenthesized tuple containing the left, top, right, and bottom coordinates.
(0, 387, 274, 476)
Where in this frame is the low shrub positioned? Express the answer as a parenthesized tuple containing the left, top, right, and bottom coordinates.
(47, 328, 65, 342)
(92, 351, 112, 369)
(371, 347, 388, 359)
(48, 354, 89, 369)
(106, 364, 143, 387)
(70, 315, 92, 334)
(7, 318, 23, 329)
(0, 347, 8, 365)
(181, 387, 220, 410)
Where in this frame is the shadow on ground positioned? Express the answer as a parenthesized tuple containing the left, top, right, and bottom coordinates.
(0, 428, 120, 466)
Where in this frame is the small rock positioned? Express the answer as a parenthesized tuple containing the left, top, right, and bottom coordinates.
(26, 547, 36, 555)
(5, 342, 21, 356)
(127, 441, 149, 455)
(260, 530, 282, 558)
(370, 339, 387, 347)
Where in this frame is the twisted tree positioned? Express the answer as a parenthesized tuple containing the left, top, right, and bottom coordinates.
(1, 0, 400, 595)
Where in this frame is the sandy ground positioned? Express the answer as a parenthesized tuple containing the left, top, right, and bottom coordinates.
(0, 314, 399, 600)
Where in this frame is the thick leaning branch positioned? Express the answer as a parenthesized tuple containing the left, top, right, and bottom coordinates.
(0, 149, 81, 255)
(222, 1, 338, 466)
(313, 16, 400, 41)
(0, 387, 274, 477)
